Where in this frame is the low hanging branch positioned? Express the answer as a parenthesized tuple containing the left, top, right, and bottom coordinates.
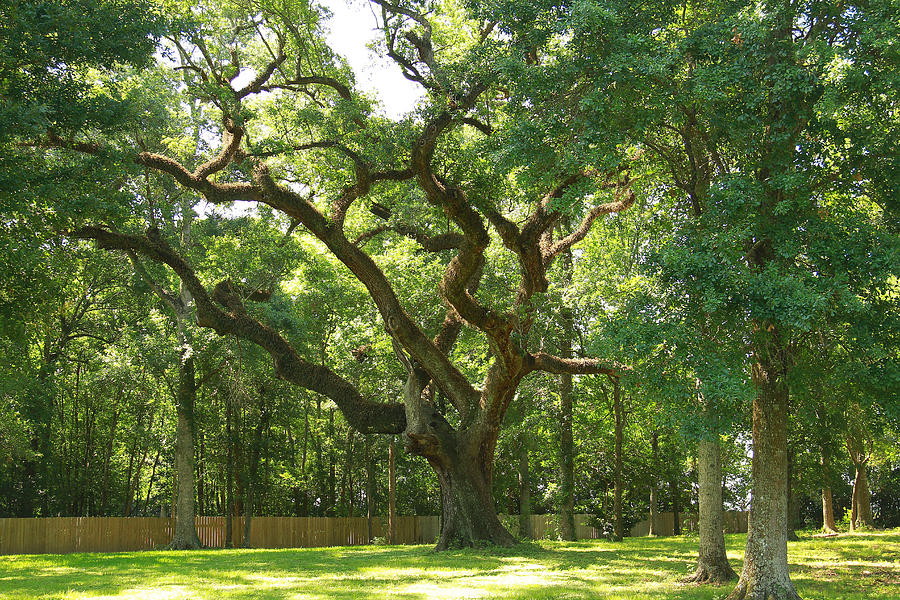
(73, 225, 406, 434)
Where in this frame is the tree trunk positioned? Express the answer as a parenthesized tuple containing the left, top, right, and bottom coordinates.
(388, 437, 397, 544)
(649, 430, 659, 536)
(558, 248, 577, 541)
(517, 436, 533, 539)
(786, 445, 799, 541)
(365, 435, 376, 543)
(851, 463, 873, 530)
(671, 474, 681, 536)
(820, 449, 837, 533)
(727, 360, 799, 600)
(686, 439, 736, 584)
(225, 394, 234, 548)
(613, 377, 624, 541)
(170, 354, 201, 549)
(429, 442, 516, 550)
(559, 368, 576, 541)
(328, 408, 336, 516)
(139, 447, 161, 516)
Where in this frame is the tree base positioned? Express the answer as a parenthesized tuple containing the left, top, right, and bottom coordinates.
(726, 580, 801, 600)
(683, 561, 737, 585)
(167, 534, 202, 550)
(166, 540, 203, 550)
(435, 523, 516, 551)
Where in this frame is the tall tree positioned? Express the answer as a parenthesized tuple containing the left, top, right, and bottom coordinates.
(60, 0, 634, 549)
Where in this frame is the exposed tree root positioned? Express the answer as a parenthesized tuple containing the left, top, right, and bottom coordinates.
(682, 562, 737, 585)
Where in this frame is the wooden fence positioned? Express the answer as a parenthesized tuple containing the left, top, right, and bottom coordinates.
(629, 511, 748, 537)
(0, 513, 603, 555)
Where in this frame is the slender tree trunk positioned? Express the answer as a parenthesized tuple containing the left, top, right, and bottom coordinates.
(686, 439, 736, 583)
(727, 359, 799, 600)
(328, 408, 336, 516)
(820, 450, 837, 533)
(517, 436, 533, 539)
(365, 435, 376, 543)
(613, 377, 624, 541)
(558, 249, 576, 541)
(195, 433, 204, 517)
(671, 474, 681, 536)
(786, 446, 799, 541)
(170, 353, 202, 549)
(649, 431, 659, 536)
(388, 438, 397, 544)
(242, 493, 253, 548)
(140, 447, 161, 516)
(851, 463, 873, 530)
(225, 395, 234, 548)
(99, 405, 120, 514)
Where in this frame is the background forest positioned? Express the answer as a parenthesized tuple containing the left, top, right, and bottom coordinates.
(0, 0, 898, 596)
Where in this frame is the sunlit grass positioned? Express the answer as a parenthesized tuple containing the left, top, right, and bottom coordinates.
(0, 529, 896, 599)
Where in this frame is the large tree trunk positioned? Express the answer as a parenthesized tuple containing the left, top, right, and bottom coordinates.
(401, 360, 516, 550)
(727, 360, 799, 600)
(649, 430, 659, 536)
(426, 435, 515, 550)
(686, 439, 736, 584)
(517, 436, 533, 539)
(170, 354, 201, 549)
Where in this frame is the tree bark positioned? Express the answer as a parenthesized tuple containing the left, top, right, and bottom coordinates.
(846, 429, 873, 531)
(429, 440, 516, 550)
(169, 353, 202, 549)
(517, 435, 533, 539)
(850, 463, 873, 530)
(649, 431, 659, 536)
(686, 439, 736, 584)
(727, 360, 799, 600)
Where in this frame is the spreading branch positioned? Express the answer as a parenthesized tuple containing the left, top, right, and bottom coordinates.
(74, 225, 406, 434)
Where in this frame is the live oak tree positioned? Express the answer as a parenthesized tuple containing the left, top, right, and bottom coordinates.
(59, 0, 633, 549)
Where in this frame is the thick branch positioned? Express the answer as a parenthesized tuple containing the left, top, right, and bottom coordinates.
(526, 352, 627, 377)
(74, 226, 405, 434)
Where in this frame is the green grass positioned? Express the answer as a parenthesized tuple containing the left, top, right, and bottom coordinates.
(0, 530, 897, 599)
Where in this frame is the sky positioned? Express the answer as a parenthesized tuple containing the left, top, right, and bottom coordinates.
(320, 0, 424, 118)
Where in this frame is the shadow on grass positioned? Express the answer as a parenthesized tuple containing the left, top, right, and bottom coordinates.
(1, 531, 896, 599)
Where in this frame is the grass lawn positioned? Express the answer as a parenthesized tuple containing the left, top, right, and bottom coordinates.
(0, 530, 897, 599)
